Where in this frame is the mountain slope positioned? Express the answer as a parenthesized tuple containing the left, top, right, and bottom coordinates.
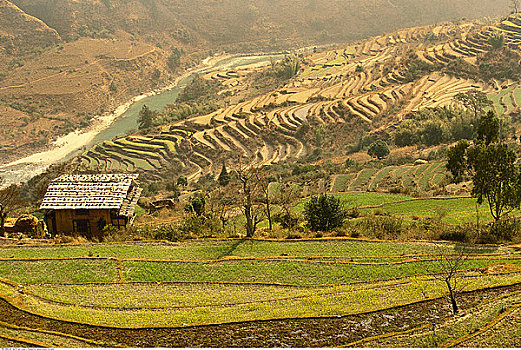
(0, 0, 60, 54)
(78, 15, 521, 182)
(10, 0, 510, 50)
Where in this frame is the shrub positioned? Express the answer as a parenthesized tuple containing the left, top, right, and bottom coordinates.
(348, 214, 404, 240)
(303, 194, 347, 231)
(273, 212, 299, 229)
(367, 140, 390, 159)
(438, 224, 476, 243)
(478, 218, 521, 244)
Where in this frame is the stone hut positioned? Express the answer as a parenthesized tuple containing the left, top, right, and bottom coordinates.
(40, 174, 142, 239)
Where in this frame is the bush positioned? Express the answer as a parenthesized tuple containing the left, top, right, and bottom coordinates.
(350, 215, 404, 240)
(273, 212, 299, 229)
(143, 224, 190, 242)
(438, 224, 476, 243)
(478, 219, 521, 244)
(303, 194, 347, 231)
(367, 140, 390, 159)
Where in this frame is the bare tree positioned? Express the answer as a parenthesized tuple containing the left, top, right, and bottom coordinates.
(428, 244, 470, 314)
(209, 187, 235, 232)
(273, 182, 300, 229)
(235, 164, 265, 237)
(512, 0, 520, 13)
(258, 176, 273, 231)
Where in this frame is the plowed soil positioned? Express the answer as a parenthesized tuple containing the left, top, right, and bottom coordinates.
(1, 283, 521, 347)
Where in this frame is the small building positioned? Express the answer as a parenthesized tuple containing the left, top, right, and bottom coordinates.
(40, 174, 142, 239)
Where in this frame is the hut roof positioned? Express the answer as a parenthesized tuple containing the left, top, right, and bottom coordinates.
(40, 174, 142, 216)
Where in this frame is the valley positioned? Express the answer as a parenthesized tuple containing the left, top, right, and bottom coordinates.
(1, 1, 521, 348)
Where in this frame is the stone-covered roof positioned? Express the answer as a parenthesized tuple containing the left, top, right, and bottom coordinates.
(40, 174, 141, 216)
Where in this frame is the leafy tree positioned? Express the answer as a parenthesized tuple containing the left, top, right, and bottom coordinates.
(446, 139, 470, 183)
(454, 90, 492, 121)
(477, 110, 500, 145)
(167, 48, 183, 70)
(468, 143, 521, 221)
(137, 105, 156, 130)
(217, 163, 231, 187)
(184, 192, 206, 216)
(177, 175, 188, 187)
(447, 111, 521, 222)
(304, 194, 347, 231)
(393, 129, 417, 147)
(367, 140, 390, 159)
(421, 122, 445, 146)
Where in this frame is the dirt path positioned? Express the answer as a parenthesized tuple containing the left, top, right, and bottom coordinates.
(1, 283, 521, 347)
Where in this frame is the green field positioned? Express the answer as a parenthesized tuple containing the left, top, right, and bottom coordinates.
(331, 161, 450, 195)
(294, 191, 517, 225)
(0, 239, 519, 330)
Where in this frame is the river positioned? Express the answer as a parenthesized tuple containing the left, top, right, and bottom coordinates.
(0, 52, 291, 186)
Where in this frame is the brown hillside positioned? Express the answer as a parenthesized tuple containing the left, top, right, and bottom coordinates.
(10, 0, 511, 51)
(0, 0, 60, 54)
(0, 0, 512, 164)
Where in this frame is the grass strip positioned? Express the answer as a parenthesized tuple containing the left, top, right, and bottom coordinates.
(0, 277, 521, 330)
(0, 333, 51, 348)
(0, 320, 109, 347)
(442, 303, 521, 348)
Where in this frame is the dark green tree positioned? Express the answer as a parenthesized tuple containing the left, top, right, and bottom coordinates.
(393, 129, 417, 147)
(137, 105, 155, 130)
(304, 194, 347, 231)
(109, 81, 117, 93)
(218, 163, 231, 187)
(477, 110, 500, 145)
(488, 32, 505, 50)
(421, 122, 445, 146)
(184, 192, 206, 216)
(446, 139, 470, 183)
(367, 140, 390, 160)
(468, 143, 521, 221)
(177, 175, 188, 187)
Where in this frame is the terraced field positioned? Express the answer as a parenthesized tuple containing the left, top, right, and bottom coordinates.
(331, 161, 449, 193)
(0, 240, 519, 347)
(78, 15, 521, 182)
(293, 191, 515, 225)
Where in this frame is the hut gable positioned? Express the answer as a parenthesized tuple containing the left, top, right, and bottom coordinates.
(40, 174, 141, 214)
(40, 174, 142, 237)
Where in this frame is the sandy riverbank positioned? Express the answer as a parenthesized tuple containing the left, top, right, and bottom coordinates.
(0, 52, 286, 186)
(0, 54, 235, 171)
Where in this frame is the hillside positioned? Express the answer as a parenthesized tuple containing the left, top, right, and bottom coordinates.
(0, 0, 511, 163)
(8, 0, 511, 50)
(0, 0, 60, 55)
(76, 14, 521, 193)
